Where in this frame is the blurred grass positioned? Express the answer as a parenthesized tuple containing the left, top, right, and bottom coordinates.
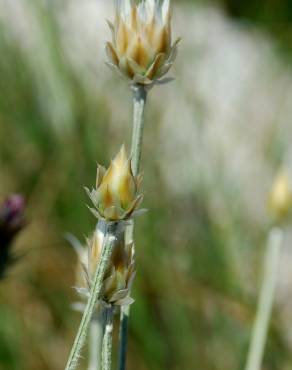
(0, 1, 292, 370)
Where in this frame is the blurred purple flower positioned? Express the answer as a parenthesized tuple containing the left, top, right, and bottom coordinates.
(0, 194, 25, 278)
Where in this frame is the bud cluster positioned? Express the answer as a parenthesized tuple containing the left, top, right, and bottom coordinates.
(74, 146, 141, 309)
(76, 227, 135, 307)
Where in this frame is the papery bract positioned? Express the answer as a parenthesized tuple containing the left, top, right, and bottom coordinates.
(106, 0, 180, 86)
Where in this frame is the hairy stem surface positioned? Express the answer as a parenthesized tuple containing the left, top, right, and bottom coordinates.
(118, 85, 147, 370)
(245, 227, 283, 370)
(64, 220, 117, 370)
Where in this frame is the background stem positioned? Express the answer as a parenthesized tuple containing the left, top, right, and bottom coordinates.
(102, 307, 114, 370)
(88, 315, 103, 370)
(244, 227, 283, 370)
(118, 306, 130, 370)
(64, 220, 117, 370)
(118, 85, 147, 370)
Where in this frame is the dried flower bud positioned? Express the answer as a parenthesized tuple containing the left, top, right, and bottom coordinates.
(268, 170, 292, 223)
(0, 195, 25, 278)
(86, 146, 143, 221)
(75, 228, 135, 307)
(106, 0, 180, 86)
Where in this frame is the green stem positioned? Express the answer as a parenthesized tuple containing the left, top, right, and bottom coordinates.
(130, 84, 147, 176)
(64, 220, 118, 370)
(118, 85, 147, 370)
(245, 227, 283, 370)
(102, 306, 114, 370)
(88, 315, 103, 370)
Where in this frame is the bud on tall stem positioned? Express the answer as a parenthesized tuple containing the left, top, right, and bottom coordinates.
(106, 0, 180, 87)
(86, 146, 143, 222)
(244, 228, 283, 370)
(268, 169, 292, 224)
(244, 170, 290, 370)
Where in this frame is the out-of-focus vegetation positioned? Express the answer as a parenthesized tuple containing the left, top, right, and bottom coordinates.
(1, 0, 292, 369)
(225, 0, 292, 63)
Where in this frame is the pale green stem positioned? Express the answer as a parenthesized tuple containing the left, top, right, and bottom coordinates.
(118, 85, 147, 370)
(102, 306, 114, 370)
(88, 315, 103, 370)
(131, 84, 147, 176)
(64, 220, 118, 370)
(245, 227, 283, 370)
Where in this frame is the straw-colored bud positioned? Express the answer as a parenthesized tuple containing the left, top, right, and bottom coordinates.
(268, 170, 292, 222)
(77, 229, 135, 307)
(86, 146, 143, 221)
(106, 0, 180, 86)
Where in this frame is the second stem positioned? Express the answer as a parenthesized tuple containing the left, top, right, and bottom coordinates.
(244, 227, 283, 370)
(118, 84, 147, 370)
(102, 307, 114, 370)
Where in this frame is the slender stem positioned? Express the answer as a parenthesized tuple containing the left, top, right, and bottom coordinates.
(118, 85, 147, 370)
(64, 220, 118, 370)
(118, 306, 130, 370)
(88, 315, 103, 370)
(102, 306, 114, 370)
(245, 227, 283, 370)
(131, 84, 147, 176)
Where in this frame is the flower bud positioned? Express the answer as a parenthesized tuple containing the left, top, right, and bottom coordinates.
(106, 0, 180, 86)
(89, 229, 135, 306)
(86, 146, 143, 221)
(268, 170, 292, 223)
(0, 194, 25, 278)
(75, 228, 135, 307)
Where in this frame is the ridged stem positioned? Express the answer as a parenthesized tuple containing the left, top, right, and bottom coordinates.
(102, 306, 114, 370)
(118, 85, 147, 370)
(244, 227, 283, 370)
(64, 220, 118, 370)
